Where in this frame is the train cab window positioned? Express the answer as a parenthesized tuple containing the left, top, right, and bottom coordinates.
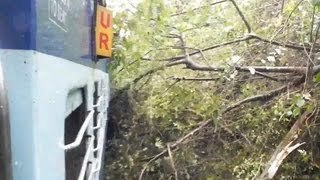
(64, 89, 87, 180)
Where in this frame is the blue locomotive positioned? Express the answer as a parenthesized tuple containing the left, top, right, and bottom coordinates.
(0, 0, 111, 179)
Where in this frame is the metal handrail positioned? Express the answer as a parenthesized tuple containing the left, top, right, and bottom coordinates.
(88, 122, 106, 180)
(93, 113, 102, 130)
(93, 96, 103, 108)
(87, 161, 99, 180)
(78, 136, 95, 180)
(0, 62, 12, 180)
(66, 93, 108, 180)
(62, 110, 94, 150)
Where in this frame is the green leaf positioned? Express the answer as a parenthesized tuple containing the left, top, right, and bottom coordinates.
(293, 108, 301, 117)
(312, 0, 320, 6)
(313, 72, 320, 83)
(155, 137, 164, 149)
(306, 104, 315, 113)
(296, 99, 305, 108)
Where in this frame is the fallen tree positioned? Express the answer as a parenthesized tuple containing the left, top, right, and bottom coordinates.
(107, 0, 320, 179)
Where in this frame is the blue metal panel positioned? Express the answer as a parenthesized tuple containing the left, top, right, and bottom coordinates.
(0, 51, 37, 180)
(0, 0, 108, 72)
(0, 0, 36, 49)
(0, 50, 110, 180)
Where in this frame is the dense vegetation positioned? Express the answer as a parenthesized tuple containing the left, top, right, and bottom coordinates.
(106, 0, 320, 179)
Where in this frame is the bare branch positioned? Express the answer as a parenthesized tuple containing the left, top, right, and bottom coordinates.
(127, 0, 138, 11)
(270, 0, 304, 41)
(223, 84, 287, 113)
(171, 77, 220, 81)
(167, 144, 179, 180)
(254, 71, 284, 81)
(132, 58, 189, 85)
(230, 0, 251, 33)
(163, 35, 254, 61)
(162, 34, 181, 39)
(310, 4, 317, 42)
(241, 75, 301, 82)
(132, 66, 165, 84)
(310, 21, 320, 58)
(171, 0, 227, 17)
(223, 76, 304, 113)
(162, 79, 180, 95)
(139, 119, 210, 180)
(280, 0, 285, 14)
(258, 110, 315, 179)
(260, 141, 305, 180)
(181, 23, 212, 33)
(171, 74, 299, 82)
(115, 50, 320, 103)
(167, 59, 187, 66)
(304, 20, 320, 90)
(138, 77, 305, 180)
(302, 43, 315, 67)
(183, 57, 312, 74)
(160, 34, 317, 62)
(250, 34, 316, 51)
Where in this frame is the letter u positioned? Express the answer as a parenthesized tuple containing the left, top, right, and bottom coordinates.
(100, 11, 110, 29)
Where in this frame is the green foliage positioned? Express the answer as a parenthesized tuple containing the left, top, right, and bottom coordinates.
(233, 157, 264, 179)
(106, 0, 320, 179)
(314, 72, 320, 82)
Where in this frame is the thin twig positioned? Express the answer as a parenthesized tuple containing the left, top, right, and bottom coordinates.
(302, 43, 315, 66)
(309, 21, 320, 58)
(138, 120, 210, 180)
(171, 0, 227, 16)
(310, 4, 317, 42)
(280, 0, 285, 14)
(138, 77, 305, 180)
(254, 71, 283, 81)
(162, 79, 180, 95)
(184, 58, 312, 74)
(171, 35, 308, 74)
(160, 34, 318, 62)
(137, 72, 153, 90)
(304, 19, 320, 91)
(161, 35, 254, 61)
(167, 144, 178, 180)
(127, 0, 137, 11)
(176, 36, 288, 83)
(223, 77, 303, 113)
(171, 73, 287, 82)
(258, 110, 316, 179)
(269, 0, 304, 42)
(230, 0, 251, 33)
(171, 77, 220, 81)
(251, 34, 315, 51)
